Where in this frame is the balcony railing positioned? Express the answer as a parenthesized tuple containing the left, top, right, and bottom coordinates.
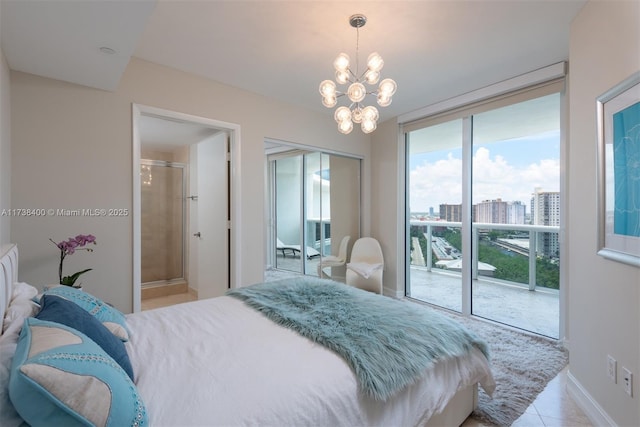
(412, 220, 560, 291)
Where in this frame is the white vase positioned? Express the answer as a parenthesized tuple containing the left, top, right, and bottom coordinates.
(43, 284, 82, 292)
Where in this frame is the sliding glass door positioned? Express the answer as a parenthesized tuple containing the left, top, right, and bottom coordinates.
(405, 85, 562, 338)
(471, 94, 561, 337)
(406, 119, 464, 312)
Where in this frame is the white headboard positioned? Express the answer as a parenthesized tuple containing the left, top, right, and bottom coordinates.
(0, 244, 19, 324)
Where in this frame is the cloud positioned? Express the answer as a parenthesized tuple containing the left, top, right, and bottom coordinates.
(409, 147, 559, 212)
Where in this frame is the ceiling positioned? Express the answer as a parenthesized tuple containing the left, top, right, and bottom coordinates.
(139, 114, 222, 150)
(1, 0, 587, 123)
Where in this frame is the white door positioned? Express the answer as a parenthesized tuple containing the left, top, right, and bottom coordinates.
(189, 132, 229, 299)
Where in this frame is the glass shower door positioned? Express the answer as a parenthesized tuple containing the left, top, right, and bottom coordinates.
(140, 160, 186, 285)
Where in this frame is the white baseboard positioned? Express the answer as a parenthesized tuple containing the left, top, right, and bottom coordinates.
(383, 286, 404, 299)
(566, 370, 617, 427)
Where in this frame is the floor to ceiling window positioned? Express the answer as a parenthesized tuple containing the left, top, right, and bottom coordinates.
(405, 78, 563, 338)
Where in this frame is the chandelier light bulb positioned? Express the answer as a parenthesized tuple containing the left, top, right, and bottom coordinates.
(347, 82, 367, 103)
(364, 70, 380, 85)
(377, 93, 392, 107)
(334, 106, 352, 123)
(367, 52, 384, 72)
(333, 53, 350, 72)
(322, 95, 337, 108)
(378, 78, 397, 96)
(361, 119, 377, 134)
(352, 107, 363, 123)
(338, 119, 354, 134)
(319, 80, 337, 97)
(335, 69, 350, 85)
(362, 105, 379, 122)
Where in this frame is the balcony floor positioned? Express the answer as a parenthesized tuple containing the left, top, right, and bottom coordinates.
(408, 266, 559, 338)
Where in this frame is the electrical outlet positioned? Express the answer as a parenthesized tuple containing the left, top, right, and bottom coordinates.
(622, 367, 633, 397)
(607, 355, 617, 383)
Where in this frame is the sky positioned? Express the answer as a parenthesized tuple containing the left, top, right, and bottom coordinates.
(409, 130, 560, 213)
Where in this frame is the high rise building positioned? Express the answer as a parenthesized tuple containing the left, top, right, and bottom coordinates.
(531, 187, 560, 257)
(439, 204, 462, 222)
(507, 201, 526, 225)
(474, 199, 525, 224)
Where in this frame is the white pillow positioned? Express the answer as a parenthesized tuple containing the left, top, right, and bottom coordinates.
(0, 282, 39, 427)
(10, 282, 38, 303)
(2, 283, 40, 334)
(347, 262, 383, 279)
(0, 318, 28, 427)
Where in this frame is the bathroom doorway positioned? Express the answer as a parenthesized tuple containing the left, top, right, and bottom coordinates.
(132, 105, 241, 312)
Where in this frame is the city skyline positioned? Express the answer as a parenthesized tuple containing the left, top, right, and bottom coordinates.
(409, 130, 560, 213)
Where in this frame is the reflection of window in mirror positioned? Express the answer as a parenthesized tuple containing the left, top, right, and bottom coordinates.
(266, 144, 361, 281)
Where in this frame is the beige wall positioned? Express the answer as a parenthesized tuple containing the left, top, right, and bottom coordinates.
(0, 22, 11, 245)
(10, 58, 370, 312)
(370, 117, 402, 296)
(568, 1, 640, 425)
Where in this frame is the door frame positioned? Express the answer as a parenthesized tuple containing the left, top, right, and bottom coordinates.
(132, 104, 242, 312)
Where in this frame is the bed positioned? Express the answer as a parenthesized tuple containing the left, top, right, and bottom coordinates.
(0, 243, 495, 427)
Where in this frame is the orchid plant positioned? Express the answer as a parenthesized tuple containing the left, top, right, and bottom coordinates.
(49, 234, 97, 287)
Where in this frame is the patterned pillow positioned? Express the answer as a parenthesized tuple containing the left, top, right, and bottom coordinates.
(35, 295, 134, 380)
(39, 286, 130, 341)
(9, 318, 147, 427)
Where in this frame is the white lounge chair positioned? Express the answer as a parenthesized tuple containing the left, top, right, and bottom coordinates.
(276, 238, 320, 259)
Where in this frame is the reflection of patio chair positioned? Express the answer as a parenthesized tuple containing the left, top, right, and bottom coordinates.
(346, 237, 383, 294)
(317, 235, 351, 279)
(276, 238, 320, 259)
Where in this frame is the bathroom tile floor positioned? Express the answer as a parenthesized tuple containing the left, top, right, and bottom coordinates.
(141, 291, 197, 311)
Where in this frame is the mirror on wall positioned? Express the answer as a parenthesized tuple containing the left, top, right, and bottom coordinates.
(267, 144, 361, 281)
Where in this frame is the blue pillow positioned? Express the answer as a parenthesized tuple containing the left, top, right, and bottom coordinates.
(9, 318, 147, 427)
(39, 286, 130, 341)
(36, 294, 134, 380)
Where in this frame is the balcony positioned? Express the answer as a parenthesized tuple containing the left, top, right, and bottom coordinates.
(409, 220, 560, 338)
(270, 220, 560, 338)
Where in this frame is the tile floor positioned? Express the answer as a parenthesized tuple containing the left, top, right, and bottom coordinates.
(142, 289, 591, 426)
(462, 366, 592, 427)
(141, 291, 197, 311)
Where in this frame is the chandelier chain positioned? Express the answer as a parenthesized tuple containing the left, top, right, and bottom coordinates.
(355, 25, 360, 79)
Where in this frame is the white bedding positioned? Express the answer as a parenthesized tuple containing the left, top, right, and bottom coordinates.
(126, 296, 495, 427)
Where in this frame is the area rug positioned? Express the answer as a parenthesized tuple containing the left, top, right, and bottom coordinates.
(432, 306, 569, 426)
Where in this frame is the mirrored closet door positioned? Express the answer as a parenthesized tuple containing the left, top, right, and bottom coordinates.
(268, 147, 361, 281)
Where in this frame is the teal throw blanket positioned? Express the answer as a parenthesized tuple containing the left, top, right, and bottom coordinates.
(227, 277, 489, 401)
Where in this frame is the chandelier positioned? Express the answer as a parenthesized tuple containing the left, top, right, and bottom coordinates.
(319, 14, 397, 135)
